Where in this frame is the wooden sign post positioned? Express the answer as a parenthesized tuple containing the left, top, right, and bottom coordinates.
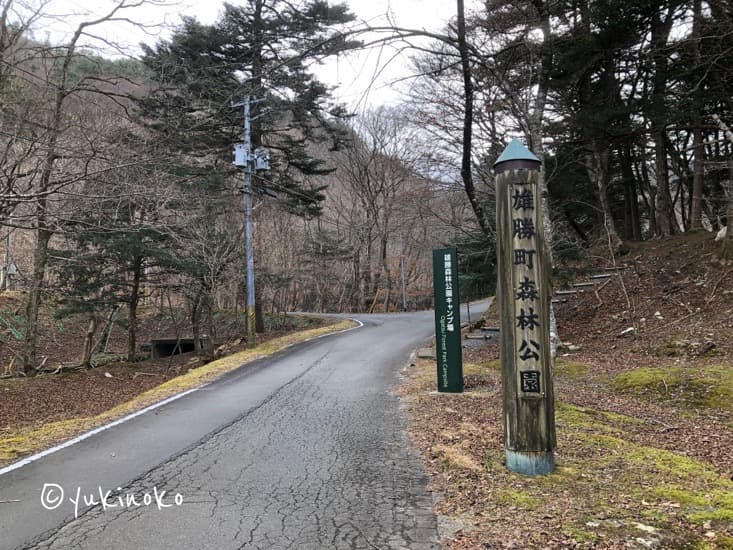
(494, 140, 556, 475)
(432, 247, 463, 393)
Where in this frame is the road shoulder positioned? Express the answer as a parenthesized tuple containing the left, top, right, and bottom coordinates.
(0, 319, 358, 472)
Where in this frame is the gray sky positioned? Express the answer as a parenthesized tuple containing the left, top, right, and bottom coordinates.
(35, 0, 473, 108)
(182, 0, 463, 108)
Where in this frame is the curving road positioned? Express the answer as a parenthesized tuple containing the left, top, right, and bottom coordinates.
(0, 305, 482, 550)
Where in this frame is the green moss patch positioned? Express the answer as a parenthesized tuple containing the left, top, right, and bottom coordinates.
(404, 341, 733, 547)
(561, 527, 599, 543)
(479, 359, 502, 371)
(612, 365, 732, 411)
(495, 489, 540, 510)
(554, 359, 590, 379)
(556, 402, 643, 435)
(654, 487, 733, 524)
(653, 338, 719, 358)
(497, 401, 733, 544)
(622, 445, 722, 484)
(463, 362, 491, 376)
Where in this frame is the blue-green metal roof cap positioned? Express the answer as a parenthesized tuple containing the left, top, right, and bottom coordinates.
(493, 139, 540, 168)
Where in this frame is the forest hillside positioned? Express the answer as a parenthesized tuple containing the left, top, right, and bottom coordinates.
(401, 231, 733, 548)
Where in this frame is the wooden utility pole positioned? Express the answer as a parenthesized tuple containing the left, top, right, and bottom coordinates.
(495, 139, 556, 475)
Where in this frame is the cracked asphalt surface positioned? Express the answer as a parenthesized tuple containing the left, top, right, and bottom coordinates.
(1, 309, 461, 550)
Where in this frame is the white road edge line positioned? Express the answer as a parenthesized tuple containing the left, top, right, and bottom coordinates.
(0, 387, 202, 477)
(0, 318, 364, 478)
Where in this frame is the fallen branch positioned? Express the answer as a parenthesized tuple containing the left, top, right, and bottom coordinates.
(3, 356, 15, 377)
(662, 267, 733, 328)
(705, 267, 733, 306)
(133, 372, 161, 380)
(662, 309, 703, 328)
(38, 363, 85, 375)
(593, 278, 612, 308)
(646, 417, 677, 432)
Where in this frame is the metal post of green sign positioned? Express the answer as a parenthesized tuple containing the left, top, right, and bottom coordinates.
(432, 248, 463, 393)
(494, 139, 556, 475)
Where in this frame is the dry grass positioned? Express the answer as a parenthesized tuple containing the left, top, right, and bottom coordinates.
(401, 356, 733, 549)
(0, 319, 357, 467)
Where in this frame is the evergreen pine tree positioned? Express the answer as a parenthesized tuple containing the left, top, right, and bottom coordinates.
(137, 0, 359, 215)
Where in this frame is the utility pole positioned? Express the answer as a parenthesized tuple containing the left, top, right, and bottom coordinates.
(2, 216, 13, 291)
(233, 96, 269, 349)
(400, 233, 407, 312)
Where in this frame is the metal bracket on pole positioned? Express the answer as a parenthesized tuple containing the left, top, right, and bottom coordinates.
(232, 97, 272, 349)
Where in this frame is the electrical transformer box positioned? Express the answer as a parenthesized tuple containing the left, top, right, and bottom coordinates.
(233, 143, 248, 167)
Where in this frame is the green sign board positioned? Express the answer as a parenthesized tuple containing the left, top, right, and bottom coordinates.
(433, 248, 463, 393)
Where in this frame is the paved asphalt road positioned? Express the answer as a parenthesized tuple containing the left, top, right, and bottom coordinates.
(0, 304, 485, 550)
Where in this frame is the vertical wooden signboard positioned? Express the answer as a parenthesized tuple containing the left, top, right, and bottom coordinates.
(495, 140, 556, 475)
(432, 248, 463, 393)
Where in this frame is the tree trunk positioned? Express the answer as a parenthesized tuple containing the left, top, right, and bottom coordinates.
(255, 288, 265, 332)
(649, 5, 678, 236)
(639, 156, 657, 237)
(712, 115, 733, 258)
(586, 149, 622, 250)
(654, 130, 676, 235)
(22, 226, 51, 374)
(362, 237, 374, 311)
(689, 0, 705, 231)
(191, 291, 202, 356)
(691, 126, 705, 230)
(351, 250, 361, 312)
(204, 292, 215, 360)
(380, 235, 392, 312)
(127, 257, 142, 363)
(456, 0, 492, 237)
(97, 306, 118, 353)
(720, 158, 733, 260)
(677, 173, 688, 231)
(20, 18, 88, 374)
(81, 316, 98, 369)
(620, 144, 642, 240)
(527, 0, 560, 357)
(706, 112, 732, 256)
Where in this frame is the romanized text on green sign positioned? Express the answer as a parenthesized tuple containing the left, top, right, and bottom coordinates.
(432, 248, 463, 393)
